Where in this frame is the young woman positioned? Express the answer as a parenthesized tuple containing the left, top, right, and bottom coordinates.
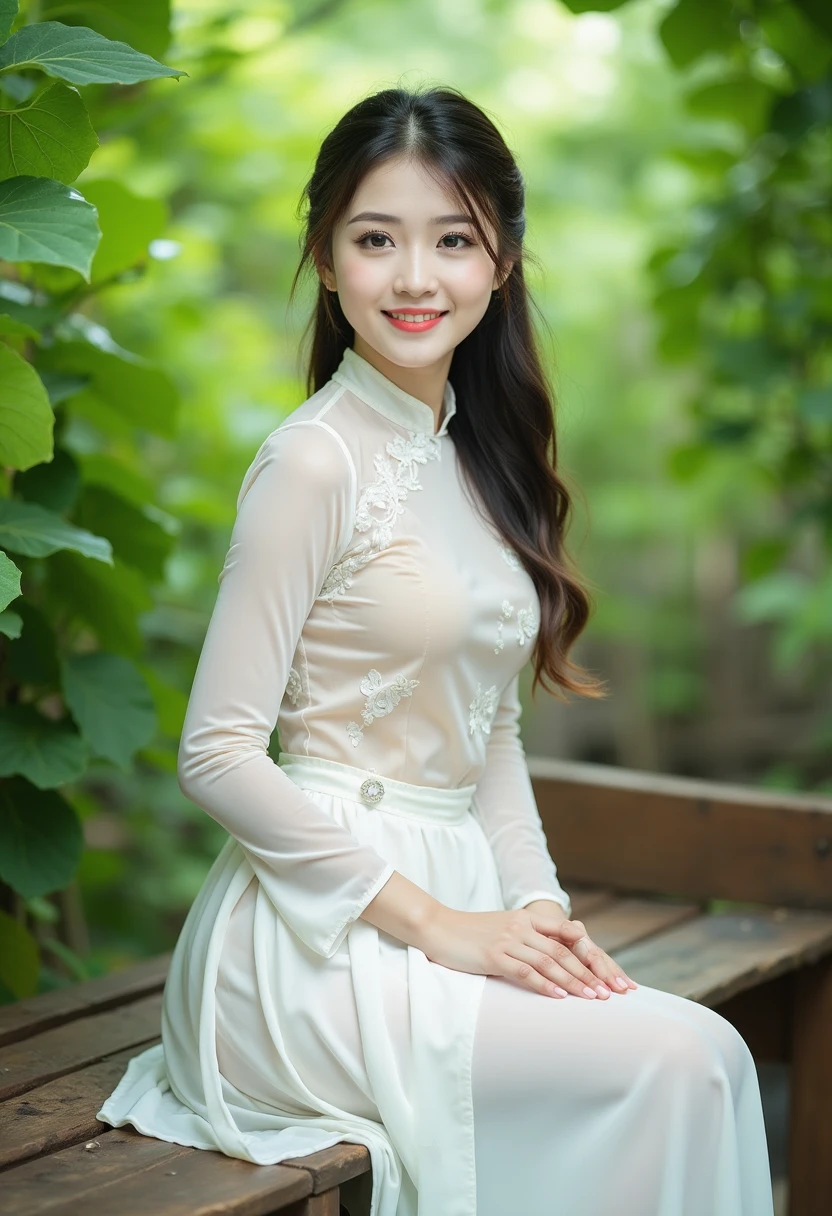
(98, 86, 775, 1216)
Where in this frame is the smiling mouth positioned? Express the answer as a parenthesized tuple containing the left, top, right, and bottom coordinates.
(382, 310, 449, 321)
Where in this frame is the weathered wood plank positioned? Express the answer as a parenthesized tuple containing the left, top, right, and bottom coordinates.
(0, 995, 161, 1102)
(0, 955, 170, 1049)
(580, 895, 702, 952)
(788, 954, 832, 1216)
(0, 1125, 312, 1216)
(529, 755, 832, 909)
(612, 907, 832, 1006)
(279, 1142, 372, 1196)
(0, 1044, 159, 1169)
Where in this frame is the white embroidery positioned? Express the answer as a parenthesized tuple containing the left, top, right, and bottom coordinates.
(494, 599, 514, 654)
(285, 666, 303, 705)
(347, 668, 419, 747)
(516, 600, 536, 646)
(500, 543, 521, 570)
(469, 682, 498, 737)
(320, 431, 442, 602)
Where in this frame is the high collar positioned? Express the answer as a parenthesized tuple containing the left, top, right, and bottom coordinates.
(331, 346, 457, 438)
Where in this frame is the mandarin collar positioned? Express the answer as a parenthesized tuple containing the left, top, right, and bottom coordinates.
(331, 346, 457, 438)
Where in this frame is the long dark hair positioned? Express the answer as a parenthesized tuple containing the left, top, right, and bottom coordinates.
(287, 84, 608, 704)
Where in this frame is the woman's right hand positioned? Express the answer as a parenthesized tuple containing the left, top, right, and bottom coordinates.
(419, 905, 613, 1000)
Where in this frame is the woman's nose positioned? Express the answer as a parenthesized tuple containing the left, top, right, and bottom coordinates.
(393, 248, 438, 295)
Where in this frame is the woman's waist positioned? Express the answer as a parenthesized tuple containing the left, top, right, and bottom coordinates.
(277, 751, 476, 825)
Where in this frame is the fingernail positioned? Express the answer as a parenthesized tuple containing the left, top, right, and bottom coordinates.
(595, 984, 609, 998)
(554, 986, 567, 997)
(616, 976, 628, 989)
(583, 986, 597, 998)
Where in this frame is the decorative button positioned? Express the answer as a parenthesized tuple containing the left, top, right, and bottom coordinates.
(360, 776, 385, 805)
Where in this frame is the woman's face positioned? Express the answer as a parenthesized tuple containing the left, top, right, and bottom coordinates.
(320, 156, 508, 376)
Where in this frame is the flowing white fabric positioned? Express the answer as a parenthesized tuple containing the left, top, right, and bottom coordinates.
(96, 346, 773, 1215)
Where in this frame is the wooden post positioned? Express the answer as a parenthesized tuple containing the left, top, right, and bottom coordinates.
(788, 954, 832, 1215)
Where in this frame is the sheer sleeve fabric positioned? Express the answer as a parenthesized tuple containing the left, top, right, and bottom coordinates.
(470, 673, 572, 918)
(176, 421, 395, 959)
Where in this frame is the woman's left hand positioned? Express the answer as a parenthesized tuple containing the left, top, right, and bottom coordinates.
(524, 901, 638, 996)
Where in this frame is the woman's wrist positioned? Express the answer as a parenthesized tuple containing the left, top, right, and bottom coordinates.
(523, 898, 571, 925)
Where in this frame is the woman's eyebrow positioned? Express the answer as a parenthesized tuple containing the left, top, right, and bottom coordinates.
(346, 211, 474, 225)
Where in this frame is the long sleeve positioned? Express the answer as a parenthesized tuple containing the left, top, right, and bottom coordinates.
(177, 421, 396, 959)
(470, 673, 572, 918)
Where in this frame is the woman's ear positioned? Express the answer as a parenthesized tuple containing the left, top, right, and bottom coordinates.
(316, 259, 337, 293)
(494, 259, 515, 291)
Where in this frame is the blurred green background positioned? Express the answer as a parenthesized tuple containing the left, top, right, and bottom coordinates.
(0, 0, 830, 996)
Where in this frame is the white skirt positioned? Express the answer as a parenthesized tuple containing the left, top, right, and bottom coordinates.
(97, 752, 775, 1216)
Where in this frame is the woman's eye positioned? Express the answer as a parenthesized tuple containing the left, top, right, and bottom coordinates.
(355, 230, 474, 250)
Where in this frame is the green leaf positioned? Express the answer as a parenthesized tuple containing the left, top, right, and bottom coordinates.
(660, 0, 738, 69)
(557, 0, 629, 10)
(62, 651, 157, 767)
(0, 175, 100, 279)
(0, 21, 185, 85)
(0, 608, 22, 638)
(38, 337, 179, 438)
(760, 5, 832, 82)
(80, 179, 167, 282)
(6, 602, 59, 684)
(794, 0, 832, 40)
(78, 452, 155, 507)
(0, 0, 18, 43)
(0, 775, 83, 899)
(0, 311, 40, 339)
(0, 909, 38, 999)
(0, 703, 88, 787)
(0, 497, 112, 560)
(15, 446, 81, 513)
(0, 82, 98, 182)
(38, 0, 171, 60)
(685, 78, 773, 137)
(0, 342, 54, 470)
(0, 549, 21, 611)
(73, 483, 177, 581)
(45, 548, 152, 655)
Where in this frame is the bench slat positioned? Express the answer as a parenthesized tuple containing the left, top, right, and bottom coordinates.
(0, 1044, 159, 1169)
(613, 907, 832, 1006)
(0, 955, 171, 1049)
(0, 1125, 312, 1216)
(0, 995, 162, 1102)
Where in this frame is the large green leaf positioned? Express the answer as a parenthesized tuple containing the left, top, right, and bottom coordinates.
(6, 602, 59, 685)
(558, 0, 629, 10)
(62, 651, 157, 767)
(45, 548, 152, 655)
(38, 0, 171, 60)
(0, 608, 22, 638)
(73, 483, 178, 582)
(0, 312, 40, 339)
(0, 175, 100, 278)
(0, 909, 38, 999)
(686, 78, 773, 136)
(0, 342, 54, 470)
(660, 0, 738, 69)
(0, 703, 88, 787)
(38, 337, 180, 437)
(0, 22, 184, 85)
(0, 549, 21, 611)
(0, 83, 98, 182)
(15, 446, 81, 514)
(81, 179, 167, 282)
(0, 775, 83, 899)
(0, 497, 111, 560)
(0, 0, 18, 42)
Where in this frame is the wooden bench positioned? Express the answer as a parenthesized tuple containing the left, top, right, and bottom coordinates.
(1, 759, 830, 1216)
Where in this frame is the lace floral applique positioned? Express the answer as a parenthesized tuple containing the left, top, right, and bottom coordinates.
(285, 666, 303, 706)
(320, 431, 442, 603)
(469, 682, 498, 737)
(494, 599, 514, 654)
(516, 600, 537, 646)
(347, 668, 420, 747)
(500, 542, 522, 571)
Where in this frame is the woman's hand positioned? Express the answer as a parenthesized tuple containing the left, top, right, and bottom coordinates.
(524, 901, 638, 996)
(419, 903, 630, 1000)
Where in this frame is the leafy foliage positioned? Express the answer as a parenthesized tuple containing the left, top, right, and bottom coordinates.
(0, 0, 182, 996)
